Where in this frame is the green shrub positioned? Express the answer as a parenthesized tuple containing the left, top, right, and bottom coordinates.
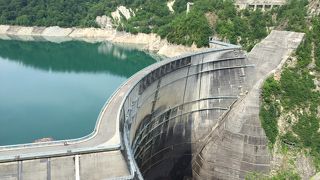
(260, 102, 279, 145)
(280, 69, 316, 109)
(165, 11, 212, 47)
(260, 76, 281, 145)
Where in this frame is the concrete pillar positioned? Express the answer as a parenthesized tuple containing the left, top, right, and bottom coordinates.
(257, 4, 263, 10)
(187, 2, 194, 14)
(75, 155, 80, 180)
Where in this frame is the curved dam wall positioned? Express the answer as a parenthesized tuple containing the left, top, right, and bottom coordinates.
(119, 47, 263, 179)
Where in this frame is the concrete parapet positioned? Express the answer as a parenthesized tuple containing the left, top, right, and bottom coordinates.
(235, 0, 286, 10)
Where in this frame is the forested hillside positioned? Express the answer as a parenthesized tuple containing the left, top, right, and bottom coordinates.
(258, 1, 320, 178)
(0, 0, 312, 50)
(0, 0, 128, 27)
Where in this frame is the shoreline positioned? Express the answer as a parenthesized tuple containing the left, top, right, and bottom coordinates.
(0, 25, 204, 58)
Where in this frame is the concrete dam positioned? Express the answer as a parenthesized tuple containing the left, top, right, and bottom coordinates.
(0, 30, 304, 180)
(123, 47, 254, 179)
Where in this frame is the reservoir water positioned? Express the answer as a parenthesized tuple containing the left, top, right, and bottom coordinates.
(0, 39, 155, 146)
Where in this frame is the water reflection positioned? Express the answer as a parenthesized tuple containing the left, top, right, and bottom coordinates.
(0, 39, 155, 77)
(98, 42, 128, 60)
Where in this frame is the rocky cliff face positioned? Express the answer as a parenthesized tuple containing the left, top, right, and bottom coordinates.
(95, 15, 113, 29)
(111, 6, 135, 23)
(308, 0, 320, 16)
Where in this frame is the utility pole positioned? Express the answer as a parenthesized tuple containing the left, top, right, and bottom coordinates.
(187, 2, 194, 14)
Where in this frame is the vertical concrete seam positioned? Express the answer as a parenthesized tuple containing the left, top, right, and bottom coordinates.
(75, 155, 80, 180)
(148, 78, 162, 165)
(17, 161, 22, 180)
(47, 158, 51, 180)
(151, 79, 161, 114)
(198, 55, 205, 111)
(181, 63, 191, 113)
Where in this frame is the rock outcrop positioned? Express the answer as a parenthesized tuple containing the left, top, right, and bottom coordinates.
(96, 15, 113, 29)
(111, 6, 135, 23)
(308, 0, 320, 16)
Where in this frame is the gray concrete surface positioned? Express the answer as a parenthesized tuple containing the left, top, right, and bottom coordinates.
(0, 151, 130, 180)
(194, 31, 304, 179)
(126, 48, 252, 179)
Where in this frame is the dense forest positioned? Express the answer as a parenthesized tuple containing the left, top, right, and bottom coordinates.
(0, 0, 311, 50)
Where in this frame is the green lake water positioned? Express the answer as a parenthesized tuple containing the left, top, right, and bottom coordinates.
(0, 39, 155, 146)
